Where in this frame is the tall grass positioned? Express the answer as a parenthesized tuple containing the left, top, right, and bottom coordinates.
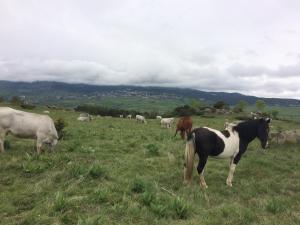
(0, 108, 299, 224)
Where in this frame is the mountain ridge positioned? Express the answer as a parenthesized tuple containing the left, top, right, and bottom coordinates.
(0, 80, 299, 107)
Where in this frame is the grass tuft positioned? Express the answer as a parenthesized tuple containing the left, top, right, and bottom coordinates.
(266, 198, 286, 214)
(172, 197, 189, 219)
(131, 178, 145, 193)
(53, 191, 67, 212)
(145, 144, 159, 156)
(22, 162, 47, 174)
(69, 163, 87, 178)
(89, 188, 109, 204)
(88, 164, 107, 179)
(140, 191, 156, 206)
(150, 202, 168, 218)
(77, 216, 102, 225)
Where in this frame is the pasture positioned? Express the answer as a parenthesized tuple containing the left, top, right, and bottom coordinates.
(0, 108, 299, 225)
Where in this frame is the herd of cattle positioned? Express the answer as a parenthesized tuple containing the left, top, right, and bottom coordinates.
(0, 107, 192, 154)
(77, 113, 193, 139)
(0, 106, 299, 154)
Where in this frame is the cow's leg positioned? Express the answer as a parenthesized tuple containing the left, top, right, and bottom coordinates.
(197, 155, 208, 188)
(0, 139, 4, 153)
(181, 130, 185, 139)
(36, 138, 43, 154)
(0, 131, 6, 153)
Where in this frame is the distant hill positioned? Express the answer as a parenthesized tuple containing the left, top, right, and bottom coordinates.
(0, 80, 299, 109)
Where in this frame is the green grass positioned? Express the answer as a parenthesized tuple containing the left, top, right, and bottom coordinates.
(0, 108, 299, 224)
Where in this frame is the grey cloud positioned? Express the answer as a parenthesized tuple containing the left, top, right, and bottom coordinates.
(227, 64, 271, 77)
(1, 0, 300, 99)
(227, 62, 300, 78)
(1, 58, 300, 99)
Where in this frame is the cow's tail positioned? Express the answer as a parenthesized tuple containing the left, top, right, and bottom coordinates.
(183, 131, 195, 184)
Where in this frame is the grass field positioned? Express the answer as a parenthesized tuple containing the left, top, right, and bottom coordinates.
(0, 108, 299, 225)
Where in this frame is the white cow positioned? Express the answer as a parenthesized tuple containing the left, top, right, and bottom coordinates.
(77, 117, 91, 122)
(0, 107, 58, 154)
(161, 118, 175, 128)
(127, 115, 132, 119)
(77, 113, 92, 122)
(120, 115, 124, 118)
(43, 110, 50, 114)
(156, 116, 162, 120)
(136, 115, 147, 124)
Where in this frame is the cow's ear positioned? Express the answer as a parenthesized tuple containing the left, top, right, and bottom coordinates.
(266, 118, 271, 123)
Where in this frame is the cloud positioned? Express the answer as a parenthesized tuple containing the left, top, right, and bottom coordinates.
(0, 0, 300, 99)
(227, 62, 300, 78)
(1, 58, 300, 99)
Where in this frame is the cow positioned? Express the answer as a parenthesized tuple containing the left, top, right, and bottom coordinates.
(174, 116, 193, 139)
(0, 107, 58, 154)
(120, 115, 124, 118)
(270, 129, 300, 144)
(161, 118, 175, 128)
(77, 113, 92, 122)
(156, 116, 162, 120)
(43, 110, 50, 114)
(127, 115, 132, 119)
(136, 115, 147, 124)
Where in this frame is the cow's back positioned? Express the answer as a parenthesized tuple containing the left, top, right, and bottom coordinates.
(0, 107, 57, 138)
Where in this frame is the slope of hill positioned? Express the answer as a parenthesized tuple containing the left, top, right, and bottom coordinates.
(0, 80, 299, 109)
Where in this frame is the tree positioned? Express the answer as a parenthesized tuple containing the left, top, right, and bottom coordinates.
(270, 110, 279, 119)
(255, 99, 266, 112)
(190, 99, 205, 109)
(173, 105, 196, 116)
(0, 96, 4, 103)
(213, 101, 229, 110)
(189, 99, 206, 114)
(233, 100, 248, 113)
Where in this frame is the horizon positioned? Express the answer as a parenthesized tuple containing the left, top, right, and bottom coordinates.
(1, 1, 300, 99)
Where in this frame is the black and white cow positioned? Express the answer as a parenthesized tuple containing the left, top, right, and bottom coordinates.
(183, 118, 271, 188)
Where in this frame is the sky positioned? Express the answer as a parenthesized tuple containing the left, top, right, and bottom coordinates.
(0, 0, 300, 99)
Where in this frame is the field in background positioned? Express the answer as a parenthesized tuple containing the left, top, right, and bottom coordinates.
(71, 97, 300, 121)
(268, 106, 300, 122)
(94, 96, 189, 113)
(0, 107, 299, 225)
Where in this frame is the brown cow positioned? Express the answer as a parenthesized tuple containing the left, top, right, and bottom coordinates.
(174, 116, 193, 139)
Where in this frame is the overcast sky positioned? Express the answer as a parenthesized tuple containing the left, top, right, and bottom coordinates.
(1, 0, 300, 99)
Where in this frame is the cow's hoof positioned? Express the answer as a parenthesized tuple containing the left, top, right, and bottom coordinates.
(200, 183, 208, 189)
